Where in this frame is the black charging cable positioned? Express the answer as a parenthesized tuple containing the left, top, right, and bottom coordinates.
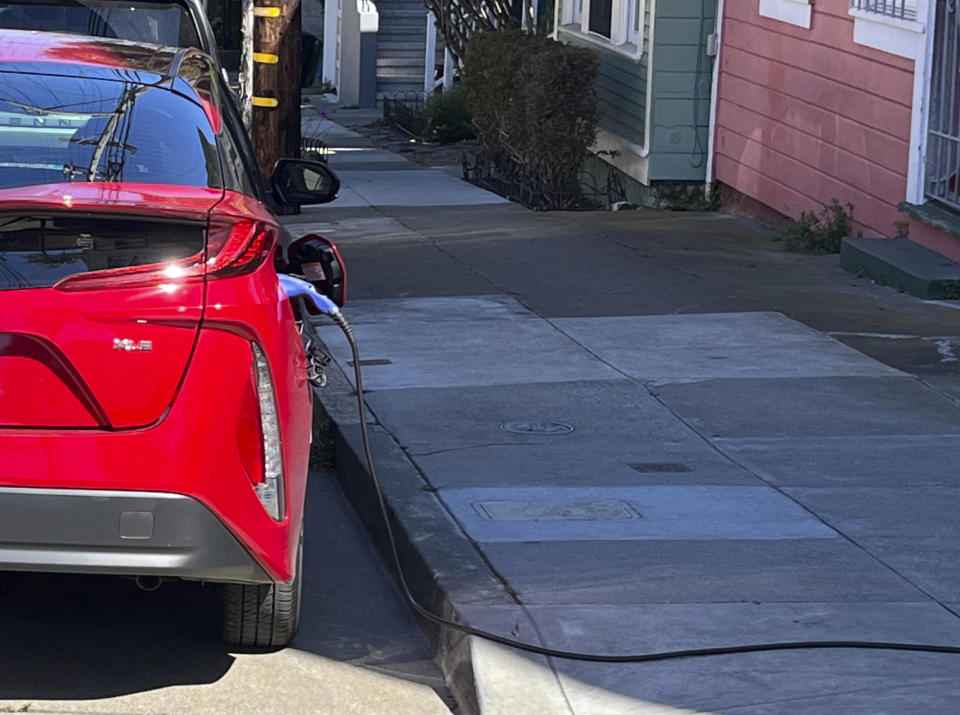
(332, 312, 960, 663)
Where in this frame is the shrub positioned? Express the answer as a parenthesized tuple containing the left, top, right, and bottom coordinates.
(423, 88, 475, 143)
(781, 200, 854, 254)
(463, 31, 599, 203)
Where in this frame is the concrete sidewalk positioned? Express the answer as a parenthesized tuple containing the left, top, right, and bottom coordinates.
(300, 108, 960, 714)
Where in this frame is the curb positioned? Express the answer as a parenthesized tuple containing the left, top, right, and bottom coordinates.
(313, 355, 533, 714)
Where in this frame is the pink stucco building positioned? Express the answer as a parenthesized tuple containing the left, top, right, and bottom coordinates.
(710, 0, 960, 261)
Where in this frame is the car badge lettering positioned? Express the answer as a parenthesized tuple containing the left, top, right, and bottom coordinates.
(113, 338, 153, 352)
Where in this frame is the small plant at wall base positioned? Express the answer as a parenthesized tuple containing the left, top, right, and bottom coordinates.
(423, 88, 475, 144)
(780, 200, 854, 254)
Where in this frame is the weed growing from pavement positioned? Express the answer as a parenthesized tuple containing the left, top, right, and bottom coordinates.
(780, 199, 854, 254)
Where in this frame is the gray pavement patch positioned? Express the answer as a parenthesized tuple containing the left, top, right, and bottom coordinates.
(316, 320, 622, 390)
(784, 486, 960, 538)
(332, 295, 537, 324)
(335, 170, 507, 207)
(553, 313, 901, 381)
(523, 601, 960, 654)
(715, 435, 960, 487)
(554, 651, 960, 714)
(553, 312, 826, 348)
(282, 216, 422, 245)
(842, 537, 960, 603)
(438, 486, 838, 542)
(782, 486, 960, 600)
(478, 538, 923, 604)
(413, 441, 763, 489)
(655, 376, 960, 438)
(360, 380, 697, 456)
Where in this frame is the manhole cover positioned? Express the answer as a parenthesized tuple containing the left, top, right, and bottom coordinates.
(474, 499, 640, 522)
(500, 421, 574, 435)
(629, 462, 691, 473)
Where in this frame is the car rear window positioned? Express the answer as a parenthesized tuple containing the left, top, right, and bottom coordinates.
(0, 1, 202, 48)
(0, 214, 206, 289)
(0, 71, 222, 190)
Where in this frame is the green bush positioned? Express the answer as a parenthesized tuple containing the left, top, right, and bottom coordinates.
(463, 30, 599, 202)
(781, 200, 853, 254)
(423, 88, 475, 143)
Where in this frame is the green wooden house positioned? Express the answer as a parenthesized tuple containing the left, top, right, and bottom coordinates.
(553, 0, 716, 202)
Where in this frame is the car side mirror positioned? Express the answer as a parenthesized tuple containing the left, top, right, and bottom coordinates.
(285, 234, 346, 308)
(272, 159, 340, 207)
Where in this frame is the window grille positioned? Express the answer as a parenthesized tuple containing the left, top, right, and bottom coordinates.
(852, 0, 918, 21)
(927, 0, 960, 210)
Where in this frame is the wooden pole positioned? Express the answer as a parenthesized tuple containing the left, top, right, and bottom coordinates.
(249, 0, 302, 212)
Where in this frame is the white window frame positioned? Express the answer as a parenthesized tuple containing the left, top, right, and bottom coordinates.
(758, 0, 812, 29)
(559, 0, 645, 59)
(849, 1, 925, 59)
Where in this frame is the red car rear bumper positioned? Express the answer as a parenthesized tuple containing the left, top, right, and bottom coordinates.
(0, 307, 312, 583)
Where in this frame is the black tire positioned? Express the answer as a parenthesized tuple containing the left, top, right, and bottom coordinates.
(217, 536, 303, 648)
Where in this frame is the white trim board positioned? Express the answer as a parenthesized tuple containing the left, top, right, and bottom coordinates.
(758, 0, 811, 29)
(851, 7, 926, 59)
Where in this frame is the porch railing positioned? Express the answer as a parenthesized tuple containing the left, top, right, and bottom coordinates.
(851, 0, 918, 21)
(927, 0, 960, 210)
(425, 12, 456, 93)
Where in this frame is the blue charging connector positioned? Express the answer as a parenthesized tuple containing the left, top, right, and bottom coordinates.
(279, 274, 340, 316)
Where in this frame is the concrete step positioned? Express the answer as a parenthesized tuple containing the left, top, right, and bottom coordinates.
(376, 80, 424, 95)
(376, 48, 425, 59)
(377, 26, 427, 40)
(840, 237, 960, 299)
(377, 57, 423, 75)
(378, 39, 427, 51)
(377, 73, 423, 83)
(377, 66, 424, 78)
(377, 9, 427, 18)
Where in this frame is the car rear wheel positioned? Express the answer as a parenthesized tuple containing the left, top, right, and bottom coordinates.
(217, 535, 303, 648)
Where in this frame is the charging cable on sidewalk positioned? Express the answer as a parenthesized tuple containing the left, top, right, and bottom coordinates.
(284, 275, 960, 663)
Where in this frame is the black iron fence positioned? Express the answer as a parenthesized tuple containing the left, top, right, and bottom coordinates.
(462, 151, 625, 211)
(382, 92, 428, 137)
(300, 135, 329, 163)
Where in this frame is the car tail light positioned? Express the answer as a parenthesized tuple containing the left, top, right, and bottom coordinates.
(54, 210, 277, 292)
(205, 217, 277, 278)
(247, 342, 284, 521)
(237, 359, 265, 486)
(55, 252, 205, 291)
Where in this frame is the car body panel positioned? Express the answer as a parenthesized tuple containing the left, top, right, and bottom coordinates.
(0, 30, 314, 583)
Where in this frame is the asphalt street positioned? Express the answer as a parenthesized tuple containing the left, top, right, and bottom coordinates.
(0, 472, 453, 714)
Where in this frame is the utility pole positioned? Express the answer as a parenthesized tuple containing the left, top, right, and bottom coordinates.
(242, 0, 302, 212)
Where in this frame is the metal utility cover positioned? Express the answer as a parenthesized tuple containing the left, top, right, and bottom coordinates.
(500, 421, 575, 435)
(474, 499, 640, 522)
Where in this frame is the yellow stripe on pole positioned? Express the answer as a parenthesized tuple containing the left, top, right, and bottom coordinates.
(252, 52, 279, 64)
(252, 6, 281, 16)
(252, 96, 279, 108)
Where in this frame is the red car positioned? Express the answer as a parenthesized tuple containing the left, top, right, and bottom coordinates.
(0, 30, 343, 646)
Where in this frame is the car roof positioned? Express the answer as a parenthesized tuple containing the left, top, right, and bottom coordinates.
(0, 27, 221, 104)
(0, 0, 217, 56)
(0, 28, 183, 71)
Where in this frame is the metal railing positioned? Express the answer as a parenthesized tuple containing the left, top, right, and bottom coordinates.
(852, 0, 918, 20)
(927, 0, 960, 210)
(425, 11, 456, 93)
(382, 92, 428, 137)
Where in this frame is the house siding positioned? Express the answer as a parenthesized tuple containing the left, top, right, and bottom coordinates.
(559, 12, 649, 149)
(715, 0, 960, 259)
(649, 0, 717, 180)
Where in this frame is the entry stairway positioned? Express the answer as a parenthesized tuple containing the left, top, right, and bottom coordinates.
(375, 0, 441, 98)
